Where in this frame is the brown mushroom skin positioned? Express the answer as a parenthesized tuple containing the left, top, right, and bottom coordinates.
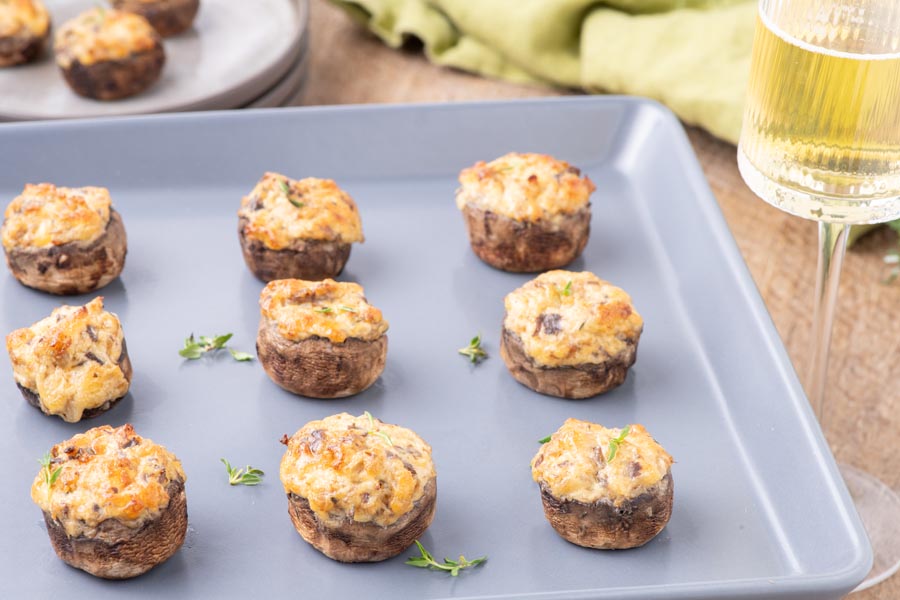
(0, 31, 47, 67)
(59, 44, 164, 101)
(238, 217, 351, 283)
(499, 326, 638, 399)
(460, 203, 590, 273)
(111, 0, 199, 37)
(16, 338, 133, 420)
(41, 480, 187, 579)
(286, 477, 436, 562)
(4, 208, 127, 295)
(257, 318, 386, 398)
(539, 471, 673, 549)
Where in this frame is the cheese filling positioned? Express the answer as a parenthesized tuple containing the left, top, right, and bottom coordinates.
(238, 172, 364, 250)
(532, 419, 673, 504)
(503, 270, 643, 367)
(259, 278, 388, 344)
(2, 183, 111, 250)
(6, 297, 130, 423)
(0, 0, 49, 38)
(54, 8, 159, 68)
(31, 424, 186, 538)
(280, 413, 435, 527)
(456, 152, 595, 225)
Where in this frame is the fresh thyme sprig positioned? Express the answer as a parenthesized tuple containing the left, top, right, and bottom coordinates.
(458, 334, 487, 364)
(364, 411, 393, 446)
(406, 540, 486, 576)
(538, 435, 552, 444)
(606, 425, 632, 462)
(39, 453, 63, 488)
(179, 333, 253, 362)
(280, 179, 305, 208)
(221, 458, 264, 486)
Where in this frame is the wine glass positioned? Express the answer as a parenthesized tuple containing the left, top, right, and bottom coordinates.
(737, 0, 900, 591)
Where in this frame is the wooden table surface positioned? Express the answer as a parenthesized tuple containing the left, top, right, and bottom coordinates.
(296, 2, 900, 597)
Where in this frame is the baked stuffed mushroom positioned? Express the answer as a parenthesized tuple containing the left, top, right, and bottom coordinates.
(532, 419, 674, 549)
(238, 172, 364, 282)
(257, 278, 388, 398)
(500, 270, 643, 399)
(0, 0, 50, 67)
(456, 152, 595, 272)
(54, 8, 164, 100)
(280, 412, 436, 562)
(111, 0, 199, 37)
(32, 424, 187, 578)
(1, 183, 127, 294)
(6, 297, 132, 422)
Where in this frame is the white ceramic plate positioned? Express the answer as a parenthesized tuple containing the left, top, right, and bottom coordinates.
(245, 33, 308, 109)
(0, 0, 308, 120)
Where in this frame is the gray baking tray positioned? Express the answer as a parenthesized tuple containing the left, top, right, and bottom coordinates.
(0, 98, 871, 599)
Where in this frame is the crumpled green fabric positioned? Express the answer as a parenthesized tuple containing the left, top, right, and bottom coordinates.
(331, 0, 756, 143)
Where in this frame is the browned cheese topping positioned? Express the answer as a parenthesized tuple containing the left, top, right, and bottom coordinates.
(259, 278, 388, 344)
(456, 152, 595, 225)
(0, 0, 49, 38)
(6, 297, 129, 422)
(280, 413, 435, 527)
(238, 172, 364, 250)
(54, 8, 159, 68)
(31, 424, 186, 538)
(2, 183, 112, 251)
(503, 270, 643, 367)
(532, 419, 673, 504)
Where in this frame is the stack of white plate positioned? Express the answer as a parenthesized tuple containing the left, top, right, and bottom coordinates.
(0, 0, 309, 121)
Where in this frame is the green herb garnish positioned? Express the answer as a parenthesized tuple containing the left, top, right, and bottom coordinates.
(221, 458, 264, 486)
(606, 425, 632, 463)
(406, 540, 486, 576)
(561, 280, 573, 296)
(364, 411, 393, 446)
(458, 334, 487, 364)
(314, 307, 333, 314)
(538, 435, 552, 444)
(279, 179, 305, 208)
(179, 333, 253, 362)
(39, 453, 63, 489)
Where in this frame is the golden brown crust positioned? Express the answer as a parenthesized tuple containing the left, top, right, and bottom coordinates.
(286, 478, 436, 562)
(59, 44, 164, 100)
(460, 203, 590, 273)
(257, 323, 387, 398)
(0, 0, 49, 66)
(500, 326, 636, 399)
(4, 208, 127, 294)
(538, 472, 673, 549)
(238, 217, 351, 283)
(42, 480, 188, 579)
(111, 0, 199, 37)
(16, 337, 132, 420)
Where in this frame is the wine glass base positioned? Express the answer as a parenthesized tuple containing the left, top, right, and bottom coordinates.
(840, 463, 900, 592)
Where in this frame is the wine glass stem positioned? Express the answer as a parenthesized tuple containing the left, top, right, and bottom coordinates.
(807, 221, 851, 426)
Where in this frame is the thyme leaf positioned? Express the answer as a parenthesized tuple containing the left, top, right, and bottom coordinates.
(221, 458, 264, 486)
(406, 540, 486, 576)
(458, 334, 487, 364)
(606, 425, 632, 463)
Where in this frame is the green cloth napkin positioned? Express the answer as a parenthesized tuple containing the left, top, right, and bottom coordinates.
(332, 0, 755, 143)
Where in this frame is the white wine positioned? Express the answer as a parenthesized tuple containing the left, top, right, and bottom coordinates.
(738, 2, 900, 223)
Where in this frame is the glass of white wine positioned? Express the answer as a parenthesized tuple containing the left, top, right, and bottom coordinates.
(738, 0, 900, 591)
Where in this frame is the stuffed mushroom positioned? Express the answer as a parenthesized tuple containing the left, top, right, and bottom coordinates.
(532, 419, 674, 549)
(0, 0, 50, 67)
(111, 0, 199, 37)
(280, 412, 436, 562)
(238, 172, 364, 282)
(54, 8, 164, 100)
(500, 270, 643, 399)
(456, 152, 595, 272)
(1, 183, 127, 294)
(32, 424, 187, 578)
(257, 278, 388, 398)
(6, 297, 132, 422)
